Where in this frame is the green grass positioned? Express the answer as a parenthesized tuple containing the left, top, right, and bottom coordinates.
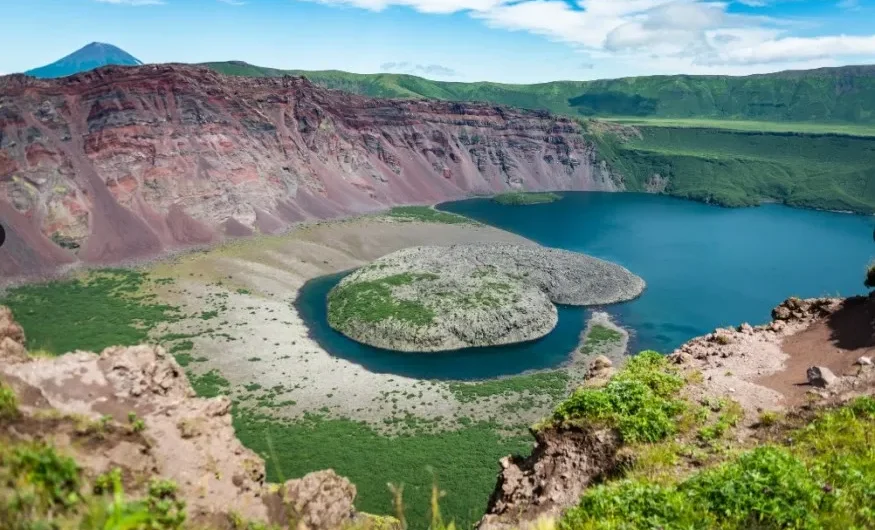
(579, 325, 623, 355)
(327, 272, 438, 329)
(448, 371, 570, 403)
(232, 410, 531, 529)
(559, 396, 875, 529)
(552, 351, 686, 443)
(493, 192, 564, 206)
(0, 382, 17, 420)
(591, 125, 875, 213)
(384, 206, 471, 224)
(0, 269, 181, 355)
(601, 118, 875, 137)
(188, 370, 231, 398)
(0, 440, 188, 530)
(205, 62, 875, 127)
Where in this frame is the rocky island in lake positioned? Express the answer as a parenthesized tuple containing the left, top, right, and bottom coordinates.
(327, 244, 645, 352)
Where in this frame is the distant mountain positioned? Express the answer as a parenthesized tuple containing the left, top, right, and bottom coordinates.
(26, 42, 142, 79)
(204, 60, 875, 125)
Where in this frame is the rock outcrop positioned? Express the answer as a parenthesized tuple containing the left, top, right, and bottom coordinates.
(0, 305, 384, 529)
(327, 244, 645, 352)
(478, 426, 621, 530)
(479, 295, 875, 529)
(0, 65, 622, 276)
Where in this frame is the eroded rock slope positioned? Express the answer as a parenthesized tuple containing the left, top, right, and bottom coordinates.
(0, 65, 621, 276)
(0, 306, 391, 529)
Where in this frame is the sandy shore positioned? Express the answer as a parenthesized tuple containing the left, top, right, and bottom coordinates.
(147, 215, 590, 430)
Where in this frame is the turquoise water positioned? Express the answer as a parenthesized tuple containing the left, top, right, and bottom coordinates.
(296, 193, 874, 380)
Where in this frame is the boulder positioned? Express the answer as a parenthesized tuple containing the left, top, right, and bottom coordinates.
(856, 356, 873, 366)
(281, 470, 357, 530)
(0, 306, 25, 345)
(587, 355, 614, 381)
(806, 366, 838, 388)
(0, 336, 28, 364)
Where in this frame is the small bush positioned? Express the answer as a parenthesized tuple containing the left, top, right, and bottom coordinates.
(560, 480, 710, 530)
(2, 443, 81, 509)
(696, 400, 744, 441)
(0, 382, 18, 420)
(128, 412, 146, 433)
(553, 351, 685, 443)
(758, 410, 780, 427)
(683, 446, 826, 529)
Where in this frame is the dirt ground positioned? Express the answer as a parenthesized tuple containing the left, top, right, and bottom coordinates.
(760, 296, 875, 406)
(674, 296, 875, 422)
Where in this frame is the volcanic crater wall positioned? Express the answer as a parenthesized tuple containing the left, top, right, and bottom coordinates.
(0, 64, 621, 276)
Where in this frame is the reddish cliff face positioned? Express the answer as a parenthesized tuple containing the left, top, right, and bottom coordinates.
(0, 64, 620, 276)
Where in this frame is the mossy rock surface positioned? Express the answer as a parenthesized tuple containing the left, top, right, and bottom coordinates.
(327, 244, 644, 352)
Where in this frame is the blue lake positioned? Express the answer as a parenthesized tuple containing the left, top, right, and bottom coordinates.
(296, 193, 874, 380)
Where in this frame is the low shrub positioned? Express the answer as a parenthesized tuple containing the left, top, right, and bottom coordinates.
(0, 382, 18, 420)
(552, 351, 686, 443)
(560, 396, 875, 529)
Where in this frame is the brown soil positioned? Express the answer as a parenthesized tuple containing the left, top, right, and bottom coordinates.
(758, 296, 875, 406)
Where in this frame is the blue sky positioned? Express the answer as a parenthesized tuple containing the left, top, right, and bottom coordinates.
(2, 0, 875, 83)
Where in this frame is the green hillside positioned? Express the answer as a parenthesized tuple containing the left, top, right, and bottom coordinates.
(589, 124, 875, 212)
(205, 61, 875, 126)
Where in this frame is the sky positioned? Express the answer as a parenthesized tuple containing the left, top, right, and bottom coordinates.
(1, 0, 875, 83)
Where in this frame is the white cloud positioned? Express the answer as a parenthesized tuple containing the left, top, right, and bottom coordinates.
(720, 34, 875, 64)
(380, 62, 459, 76)
(307, 0, 875, 73)
(95, 0, 166, 5)
(312, 0, 502, 14)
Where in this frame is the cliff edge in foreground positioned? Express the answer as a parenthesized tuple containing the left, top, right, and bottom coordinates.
(480, 295, 875, 529)
(0, 305, 395, 530)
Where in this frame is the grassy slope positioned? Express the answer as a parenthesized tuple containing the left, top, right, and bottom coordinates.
(204, 62, 875, 126)
(590, 125, 875, 212)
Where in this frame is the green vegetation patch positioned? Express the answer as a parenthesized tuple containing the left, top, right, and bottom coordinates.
(188, 370, 231, 398)
(601, 117, 875, 137)
(205, 62, 875, 128)
(591, 125, 875, 213)
(0, 382, 17, 420)
(493, 192, 563, 206)
(232, 410, 531, 530)
(579, 324, 623, 355)
(0, 269, 180, 356)
(448, 371, 570, 403)
(384, 206, 471, 224)
(560, 396, 875, 529)
(553, 351, 686, 443)
(328, 272, 438, 329)
(0, 439, 188, 530)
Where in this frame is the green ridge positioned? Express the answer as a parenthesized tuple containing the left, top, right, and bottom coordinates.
(204, 62, 875, 128)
